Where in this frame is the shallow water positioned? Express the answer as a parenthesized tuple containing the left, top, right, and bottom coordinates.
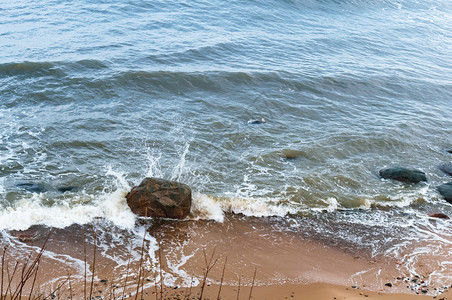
(0, 0, 451, 294)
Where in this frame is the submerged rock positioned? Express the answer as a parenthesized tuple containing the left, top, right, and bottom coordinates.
(428, 213, 450, 220)
(282, 149, 300, 160)
(247, 117, 266, 124)
(126, 177, 191, 219)
(379, 167, 427, 184)
(437, 182, 452, 204)
(16, 183, 46, 193)
(439, 163, 452, 177)
(57, 186, 79, 193)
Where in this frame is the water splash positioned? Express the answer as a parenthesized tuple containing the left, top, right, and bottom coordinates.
(170, 142, 190, 182)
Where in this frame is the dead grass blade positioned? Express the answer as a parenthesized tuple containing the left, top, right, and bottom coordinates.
(121, 242, 133, 299)
(217, 257, 227, 300)
(248, 267, 257, 300)
(89, 224, 97, 300)
(135, 222, 148, 300)
(199, 247, 218, 300)
(82, 229, 87, 300)
(158, 240, 163, 300)
(236, 274, 241, 300)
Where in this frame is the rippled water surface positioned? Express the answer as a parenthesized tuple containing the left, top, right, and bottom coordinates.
(0, 0, 451, 291)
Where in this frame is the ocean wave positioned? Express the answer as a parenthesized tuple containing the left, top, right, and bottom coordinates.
(190, 193, 296, 222)
(0, 188, 135, 231)
(0, 62, 64, 77)
(0, 59, 108, 78)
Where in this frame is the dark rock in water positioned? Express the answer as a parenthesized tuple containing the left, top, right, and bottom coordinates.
(16, 183, 46, 193)
(447, 150, 452, 154)
(437, 182, 452, 204)
(379, 167, 427, 184)
(428, 213, 450, 220)
(439, 163, 452, 176)
(126, 177, 191, 219)
(57, 186, 78, 193)
(247, 117, 266, 124)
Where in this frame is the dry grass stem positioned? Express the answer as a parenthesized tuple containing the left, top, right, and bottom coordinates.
(158, 240, 163, 300)
(89, 224, 97, 300)
(42, 276, 70, 300)
(82, 229, 87, 300)
(236, 274, 242, 300)
(248, 267, 257, 300)
(68, 276, 72, 300)
(217, 257, 227, 300)
(199, 247, 218, 300)
(1, 246, 7, 299)
(135, 227, 147, 300)
(122, 242, 133, 299)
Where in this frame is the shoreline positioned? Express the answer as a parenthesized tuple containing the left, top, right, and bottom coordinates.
(2, 214, 450, 299)
(139, 282, 449, 300)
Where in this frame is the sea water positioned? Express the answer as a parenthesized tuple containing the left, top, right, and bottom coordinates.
(0, 0, 451, 294)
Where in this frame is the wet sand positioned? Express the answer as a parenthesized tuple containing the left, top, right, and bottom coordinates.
(2, 214, 450, 299)
(142, 282, 449, 300)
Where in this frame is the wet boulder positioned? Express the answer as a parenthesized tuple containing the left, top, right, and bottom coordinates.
(428, 213, 450, 220)
(247, 117, 266, 124)
(439, 163, 452, 177)
(379, 167, 427, 184)
(437, 182, 452, 204)
(57, 186, 79, 193)
(126, 177, 191, 219)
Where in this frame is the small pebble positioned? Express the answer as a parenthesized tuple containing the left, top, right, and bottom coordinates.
(385, 283, 393, 287)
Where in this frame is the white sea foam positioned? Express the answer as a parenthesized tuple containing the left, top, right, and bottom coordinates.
(0, 177, 5, 194)
(0, 192, 136, 231)
(145, 148, 163, 178)
(0, 167, 136, 231)
(0, 194, 99, 231)
(190, 192, 225, 222)
(190, 193, 296, 222)
(170, 142, 190, 182)
(358, 198, 373, 209)
(312, 197, 339, 212)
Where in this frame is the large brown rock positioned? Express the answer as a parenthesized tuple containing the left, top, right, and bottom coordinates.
(126, 177, 192, 219)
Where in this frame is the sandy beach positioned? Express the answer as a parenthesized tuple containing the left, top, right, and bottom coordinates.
(139, 282, 450, 300)
(3, 215, 450, 299)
